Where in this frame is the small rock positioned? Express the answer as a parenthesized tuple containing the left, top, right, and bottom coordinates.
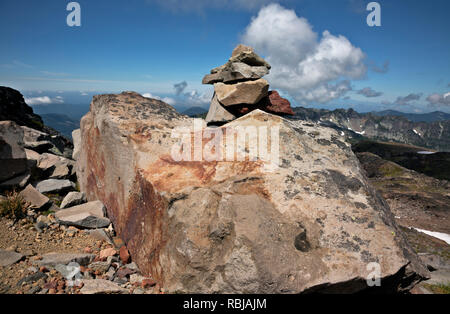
(124, 262, 139, 272)
(33, 252, 94, 267)
(80, 279, 127, 294)
(19, 185, 51, 211)
(88, 229, 113, 244)
(0, 249, 24, 267)
(55, 201, 110, 229)
(60, 192, 87, 209)
(35, 179, 76, 194)
(88, 261, 111, 274)
(99, 248, 117, 260)
(17, 272, 47, 286)
(116, 267, 136, 279)
(119, 246, 131, 264)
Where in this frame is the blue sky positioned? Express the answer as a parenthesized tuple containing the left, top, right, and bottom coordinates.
(0, 0, 449, 113)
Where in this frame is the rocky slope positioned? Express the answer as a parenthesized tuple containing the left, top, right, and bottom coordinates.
(75, 90, 428, 293)
(292, 107, 450, 152)
(355, 152, 450, 293)
(352, 140, 450, 181)
(1, 88, 156, 294)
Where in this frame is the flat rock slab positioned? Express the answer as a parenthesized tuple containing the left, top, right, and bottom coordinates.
(80, 279, 127, 294)
(19, 184, 51, 210)
(33, 252, 95, 267)
(35, 179, 75, 194)
(214, 78, 269, 106)
(55, 200, 110, 229)
(60, 191, 87, 209)
(0, 249, 24, 267)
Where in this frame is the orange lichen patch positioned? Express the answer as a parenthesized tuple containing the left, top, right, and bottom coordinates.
(144, 154, 265, 194)
(145, 155, 218, 193)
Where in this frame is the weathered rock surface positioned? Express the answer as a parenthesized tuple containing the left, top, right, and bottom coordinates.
(215, 78, 269, 106)
(72, 129, 81, 160)
(55, 200, 110, 229)
(205, 93, 236, 124)
(229, 44, 271, 69)
(35, 179, 75, 194)
(19, 184, 51, 211)
(60, 191, 87, 209)
(77, 92, 428, 293)
(80, 279, 126, 294)
(0, 249, 24, 267)
(0, 121, 28, 183)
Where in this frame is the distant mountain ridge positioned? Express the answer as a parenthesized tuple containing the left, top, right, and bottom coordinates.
(181, 106, 208, 117)
(291, 107, 450, 152)
(370, 110, 450, 123)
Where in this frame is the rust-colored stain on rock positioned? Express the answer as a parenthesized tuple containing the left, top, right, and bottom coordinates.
(121, 171, 168, 282)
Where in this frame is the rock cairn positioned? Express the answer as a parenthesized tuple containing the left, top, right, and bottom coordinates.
(202, 44, 294, 125)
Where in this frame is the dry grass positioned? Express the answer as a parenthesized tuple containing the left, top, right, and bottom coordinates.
(0, 190, 29, 221)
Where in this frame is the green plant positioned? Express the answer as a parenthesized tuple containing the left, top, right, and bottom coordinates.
(0, 190, 29, 221)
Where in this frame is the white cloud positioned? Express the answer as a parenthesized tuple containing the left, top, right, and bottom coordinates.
(357, 87, 383, 98)
(184, 89, 213, 107)
(24, 95, 64, 105)
(242, 3, 367, 104)
(427, 92, 450, 106)
(142, 92, 177, 106)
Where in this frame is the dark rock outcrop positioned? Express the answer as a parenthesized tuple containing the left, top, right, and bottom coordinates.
(0, 87, 44, 131)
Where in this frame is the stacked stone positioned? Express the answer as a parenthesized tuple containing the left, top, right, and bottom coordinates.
(203, 44, 294, 125)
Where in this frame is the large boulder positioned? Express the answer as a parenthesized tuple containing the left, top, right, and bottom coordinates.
(0, 121, 29, 183)
(214, 79, 269, 106)
(76, 92, 428, 293)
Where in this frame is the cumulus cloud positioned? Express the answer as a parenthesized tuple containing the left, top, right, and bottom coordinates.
(394, 93, 422, 106)
(357, 87, 383, 98)
(142, 92, 177, 106)
(242, 3, 367, 104)
(24, 95, 64, 105)
(426, 92, 450, 106)
(174, 81, 188, 96)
